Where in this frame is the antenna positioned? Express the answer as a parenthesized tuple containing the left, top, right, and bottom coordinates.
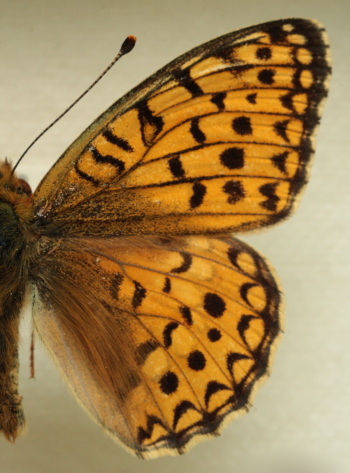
(12, 35, 136, 173)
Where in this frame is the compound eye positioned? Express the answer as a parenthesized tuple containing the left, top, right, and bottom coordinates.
(17, 178, 32, 196)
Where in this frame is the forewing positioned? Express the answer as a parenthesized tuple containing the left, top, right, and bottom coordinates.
(33, 19, 330, 237)
(32, 235, 280, 458)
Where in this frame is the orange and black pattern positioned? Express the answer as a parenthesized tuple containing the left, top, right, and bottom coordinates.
(33, 235, 280, 456)
(34, 18, 330, 239)
(0, 18, 330, 458)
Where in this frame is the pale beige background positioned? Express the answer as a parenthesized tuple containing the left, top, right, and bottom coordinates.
(0, 0, 349, 472)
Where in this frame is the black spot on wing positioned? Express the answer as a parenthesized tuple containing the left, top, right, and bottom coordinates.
(207, 328, 222, 342)
(232, 116, 252, 136)
(75, 161, 100, 186)
(170, 252, 192, 273)
(190, 118, 206, 143)
(173, 400, 199, 430)
(204, 293, 226, 318)
(259, 182, 280, 211)
(271, 151, 289, 174)
(223, 180, 245, 205)
(256, 47, 272, 60)
(204, 381, 231, 408)
(168, 155, 185, 178)
(90, 146, 125, 174)
(246, 93, 257, 104)
(159, 371, 179, 395)
(274, 119, 290, 143)
(137, 415, 168, 445)
(227, 247, 242, 269)
(220, 147, 244, 169)
(188, 350, 206, 371)
(280, 92, 295, 112)
(237, 315, 256, 345)
(163, 277, 171, 293)
(240, 283, 259, 306)
(226, 352, 251, 378)
(190, 182, 206, 209)
(132, 281, 146, 309)
(102, 128, 134, 152)
(163, 322, 179, 348)
(173, 68, 204, 97)
(211, 92, 226, 111)
(138, 101, 164, 146)
(179, 306, 193, 325)
(258, 69, 275, 85)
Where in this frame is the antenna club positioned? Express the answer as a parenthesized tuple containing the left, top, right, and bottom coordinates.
(13, 36, 138, 173)
(120, 35, 137, 55)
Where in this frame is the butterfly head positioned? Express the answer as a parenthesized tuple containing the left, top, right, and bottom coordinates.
(0, 160, 32, 197)
(0, 160, 34, 262)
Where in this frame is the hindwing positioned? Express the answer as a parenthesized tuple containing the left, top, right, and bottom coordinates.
(33, 235, 280, 458)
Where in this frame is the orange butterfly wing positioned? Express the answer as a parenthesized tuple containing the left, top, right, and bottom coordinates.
(33, 18, 330, 237)
(29, 18, 330, 458)
(33, 235, 280, 457)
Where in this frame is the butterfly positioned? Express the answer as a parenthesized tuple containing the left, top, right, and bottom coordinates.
(0, 18, 330, 459)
